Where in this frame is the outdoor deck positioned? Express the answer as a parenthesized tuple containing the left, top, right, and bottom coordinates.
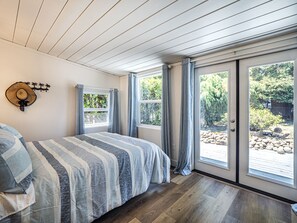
(200, 142, 293, 180)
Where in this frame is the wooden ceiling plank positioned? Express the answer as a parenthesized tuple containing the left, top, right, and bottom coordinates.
(1, 0, 296, 75)
(98, 0, 296, 71)
(0, 0, 19, 41)
(171, 6, 297, 55)
(48, 0, 121, 57)
(26, 0, 68, 49)
(38, 0, 93, 53)
(150, 2, 297, 53)
(13, 0, 43, 46)
(182, 16, 297, 56)
(121, 1, 297, 69)
(118, 15, 297, 72)
(76, 0, 207, 64)
(69, 0, 184, 62)
(58, 0, 151, 59)
(85, 0, 242, 67)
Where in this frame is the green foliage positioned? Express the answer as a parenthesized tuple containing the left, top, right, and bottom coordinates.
(84, 94, 107, 108)
(215, 113, 228, 126)
(200, 72, 228, 126)
(249, 62, 293, 80)
(140, 103, 161, 126)
(249, 61, 294, 108)
(250, 108, 283, 132)
(140, 75, 162, 100)
(139, 75, 162, 126)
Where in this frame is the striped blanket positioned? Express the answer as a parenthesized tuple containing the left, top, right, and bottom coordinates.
(1, 132, 170, 223)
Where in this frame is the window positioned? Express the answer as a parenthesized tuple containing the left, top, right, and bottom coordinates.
(138, 73, 162, 126)
(83, 91, 109, 127)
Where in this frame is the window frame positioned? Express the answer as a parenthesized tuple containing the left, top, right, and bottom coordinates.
(137, 71, 162, 127)
(83, 89, 110, 128)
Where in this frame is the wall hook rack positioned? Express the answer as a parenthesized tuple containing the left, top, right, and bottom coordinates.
(24, 82, 51, 92)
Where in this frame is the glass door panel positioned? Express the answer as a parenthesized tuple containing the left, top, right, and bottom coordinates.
(200, 71, 229, 168)
(239, 50, 297, 201)
(248, 61, 294, 185)
(195, 62, 236, 182)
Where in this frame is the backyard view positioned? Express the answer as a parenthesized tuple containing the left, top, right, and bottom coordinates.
(83, 93, 108, 125)
(199, 71, 229, 167)
(139, 74, 162, 126)
(199, 61, 294, 183)
(248, 61, 294, 182)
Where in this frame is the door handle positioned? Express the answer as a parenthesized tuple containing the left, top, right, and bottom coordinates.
(230, 128, 236, 132)
(230, 119, 235, 123)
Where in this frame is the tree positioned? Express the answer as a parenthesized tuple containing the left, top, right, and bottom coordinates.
(84, 94, 107, 108)
(249, 61, 294, 108)
(140, 75, 162, 100)
(200, 72, 228, 127)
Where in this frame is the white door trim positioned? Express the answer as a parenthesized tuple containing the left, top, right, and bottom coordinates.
(194, 61, 237, 182)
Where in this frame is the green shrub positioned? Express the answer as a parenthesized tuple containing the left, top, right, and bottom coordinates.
(250, 108, 283, 134)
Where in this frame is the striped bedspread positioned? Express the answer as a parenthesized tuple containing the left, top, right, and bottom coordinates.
(1, 132, 170, 223)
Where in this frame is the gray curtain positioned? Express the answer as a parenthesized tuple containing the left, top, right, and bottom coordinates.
(108, 89, 120, 134)
(161, 64, 172, 158)
(76, 84, 85, 135)
(174, 58, 195, 175)
(128, 73, 138, 137)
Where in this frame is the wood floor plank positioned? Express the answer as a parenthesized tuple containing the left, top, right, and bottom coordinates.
(128, 218, 141, 223)
(292, 209, 297, 223)
(222, 190, 265, 223)
(152, 213, 176, 223)
(204, 180, 226, 198)
(97, 174, 201, 223)
(94, 172, 292, 223)
(222, 189, 291, 223)
(165, 176, 215, 222)
(97, 184, 171, 223)
(199, 185, 239, 223)
(136, 173, 202, 223)
(222, 215, 240, 223)
(171, 173, 193, 185)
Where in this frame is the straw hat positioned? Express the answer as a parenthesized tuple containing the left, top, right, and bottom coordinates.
(5, 82, 37, 110)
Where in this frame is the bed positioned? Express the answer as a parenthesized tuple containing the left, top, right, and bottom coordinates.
(0, 131, 170, 223)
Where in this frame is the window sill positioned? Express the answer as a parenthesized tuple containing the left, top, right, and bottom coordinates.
(137, 124, 161, 130)
(85, 123, 108, 129)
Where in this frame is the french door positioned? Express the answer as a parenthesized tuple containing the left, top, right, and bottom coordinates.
(194, 62, 237, 182)
(194, 50, 297, 201)
(239, 50, 297, 201)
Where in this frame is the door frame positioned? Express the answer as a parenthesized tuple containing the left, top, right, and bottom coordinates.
(194, 61, 237, 182)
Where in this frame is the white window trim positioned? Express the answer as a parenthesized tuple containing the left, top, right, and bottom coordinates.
(83, 91, 110, 128)
(137, 72, 162, 128)
(138, 99, 161, 104)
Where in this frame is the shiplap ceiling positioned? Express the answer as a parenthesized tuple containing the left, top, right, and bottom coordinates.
(0, 0, 297, 75)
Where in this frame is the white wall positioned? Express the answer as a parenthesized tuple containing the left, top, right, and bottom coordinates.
(119, 64, 182, 165)
(0, 39, 120, 141)
(169, 64, 182, 166)
(138, 126, 161, 148)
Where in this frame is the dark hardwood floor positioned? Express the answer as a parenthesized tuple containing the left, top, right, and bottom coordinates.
(94, 171, 295, 223)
